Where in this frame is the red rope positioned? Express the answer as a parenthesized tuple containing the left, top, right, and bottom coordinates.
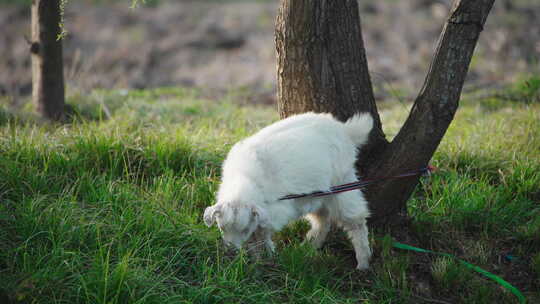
(279, 165, 436, 200)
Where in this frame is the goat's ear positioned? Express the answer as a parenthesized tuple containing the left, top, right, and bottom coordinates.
(251, 205, 270, 229)
(204, 205, 221, 227)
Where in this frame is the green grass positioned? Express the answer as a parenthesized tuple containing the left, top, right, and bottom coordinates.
(1, 83, 539, 303)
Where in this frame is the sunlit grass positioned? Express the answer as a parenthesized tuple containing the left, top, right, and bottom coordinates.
(1, 84, 539, 303)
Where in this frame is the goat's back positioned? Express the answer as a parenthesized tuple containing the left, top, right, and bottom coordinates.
(221, 113, 362, 201)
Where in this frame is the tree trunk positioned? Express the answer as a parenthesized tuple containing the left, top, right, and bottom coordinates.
(275, 0, 495, 226)
(31, 0, 65, 121)
(275, 0, 385, 136)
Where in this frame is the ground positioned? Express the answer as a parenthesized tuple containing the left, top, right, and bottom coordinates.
(0, 78, 539, 303)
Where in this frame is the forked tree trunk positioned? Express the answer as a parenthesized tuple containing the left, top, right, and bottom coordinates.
(31, 0, 65, 121)
(275, 0, 495, 225)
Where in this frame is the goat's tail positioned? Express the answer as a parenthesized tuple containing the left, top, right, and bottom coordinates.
(343, 113, 374, 146)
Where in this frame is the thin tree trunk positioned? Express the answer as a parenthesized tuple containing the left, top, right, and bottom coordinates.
(275, 0, 495, 225)
(31, 0, 65, 121)
(362, 0, 495, 223)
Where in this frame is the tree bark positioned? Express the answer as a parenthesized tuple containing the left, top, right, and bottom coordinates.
(275, 0, 386, 141)
(31, 0, 65, 121)
(275, 0, 495, 225)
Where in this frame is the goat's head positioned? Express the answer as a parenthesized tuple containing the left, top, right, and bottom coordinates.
(204, 202, 269, 249)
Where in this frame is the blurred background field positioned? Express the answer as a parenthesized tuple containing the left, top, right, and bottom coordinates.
(1, 0, 539, 105)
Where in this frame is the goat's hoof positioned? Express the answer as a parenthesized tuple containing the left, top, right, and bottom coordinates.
(356, 261, 369, 271)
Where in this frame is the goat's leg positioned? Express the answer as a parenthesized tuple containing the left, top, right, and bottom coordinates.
(305, 207, 331, 249)
(247, 228, 275, 258)
(335, 183, 371, 270)
(342, 219, 371, 270)
(261, 229, 275, 254)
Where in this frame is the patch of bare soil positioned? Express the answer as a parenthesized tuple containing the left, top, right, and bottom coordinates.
(1, 0, 539, 104)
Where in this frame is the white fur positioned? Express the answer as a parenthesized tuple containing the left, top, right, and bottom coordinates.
(204, 112, 373, 269)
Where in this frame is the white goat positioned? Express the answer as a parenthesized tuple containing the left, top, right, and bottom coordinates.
(204, 112, 373, 270)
